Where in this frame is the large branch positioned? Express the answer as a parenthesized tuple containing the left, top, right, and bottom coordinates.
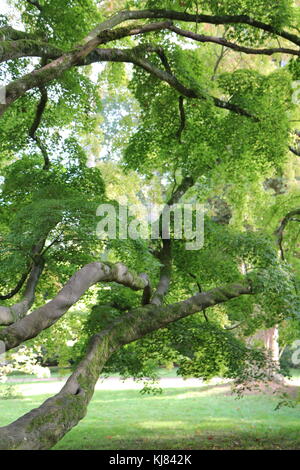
(1, 8, 299, 115)
(0, 21, 173, 115)
(0, 18, 264, 121)
(0, 280, 251, 450)
(84, 48, 257, 120)
(3, 20, 300, 65)
(0, 40, 63, 63)
(168, 25, 300, 56)
(0, 26, 36, 41)
(85, 9, 300, 47)
(0, 21, 171, 64)
(0, 262, 149, 351)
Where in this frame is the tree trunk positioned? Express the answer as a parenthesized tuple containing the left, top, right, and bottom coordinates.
(0, 282, 250, 449)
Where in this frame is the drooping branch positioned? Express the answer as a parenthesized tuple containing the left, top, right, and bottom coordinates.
(0, 236, 48, 301)
(29, 86, 48, 137)
(0, 259, 45, 326)
(150, 176, 195, 306)
(274, 209, 300, 260)
(29, 86, 50, 170)
(0, 262, 149, 351)
(188, 272, 209, 322)
(211, 44, 227, 81)
(176, 95, 186, 143)
(133, 43, 173, 74)
(168, 25, 300, 57)
(0, 279, 252, 450)
(0, 267, 32, 301)
(83, 48, 257, 120)
(146, 45, 173, 73)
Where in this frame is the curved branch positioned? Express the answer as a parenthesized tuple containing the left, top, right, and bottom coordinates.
(0, 260, 45, 326)
(0, 237, 48, 301)
(176, 95, 186, 143)
(0, 267, 31, 301)
(150, 176, 195, 306)
(0, 279, 252, 450)
(85, 9, 300, 47)
(84, 48, 257, 120)
(274, 209, 300, 260)
(0, 22, 171, 116)
(0, 22, 257, 120)
(29, 86, 50, 170)
(0, 262, 149, 351)
(168, 25, 300, 57)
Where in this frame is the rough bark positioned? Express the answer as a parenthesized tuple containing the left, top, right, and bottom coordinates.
(0, 21, 171, 115)
(0, 281, 251, 450)
(0, 40, 63, 63)
(84, 9, 300, 47)
(0, 26, 36, 41)
(0, 262, 149, 350)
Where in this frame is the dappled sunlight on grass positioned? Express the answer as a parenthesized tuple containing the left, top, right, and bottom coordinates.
(138, 421, 187, 430)
(1, 378, 300, 450)
(173, 385, 231, 399)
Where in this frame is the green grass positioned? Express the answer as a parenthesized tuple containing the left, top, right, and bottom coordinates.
(6, 366, 71, 383)
(290, 368, 300, 379)
(0, 381, 300, 450)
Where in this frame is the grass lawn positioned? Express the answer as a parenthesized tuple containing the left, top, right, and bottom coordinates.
(0, 378, 300, 450)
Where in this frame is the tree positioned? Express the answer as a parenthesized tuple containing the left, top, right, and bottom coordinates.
(0, 0, 300, 450)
